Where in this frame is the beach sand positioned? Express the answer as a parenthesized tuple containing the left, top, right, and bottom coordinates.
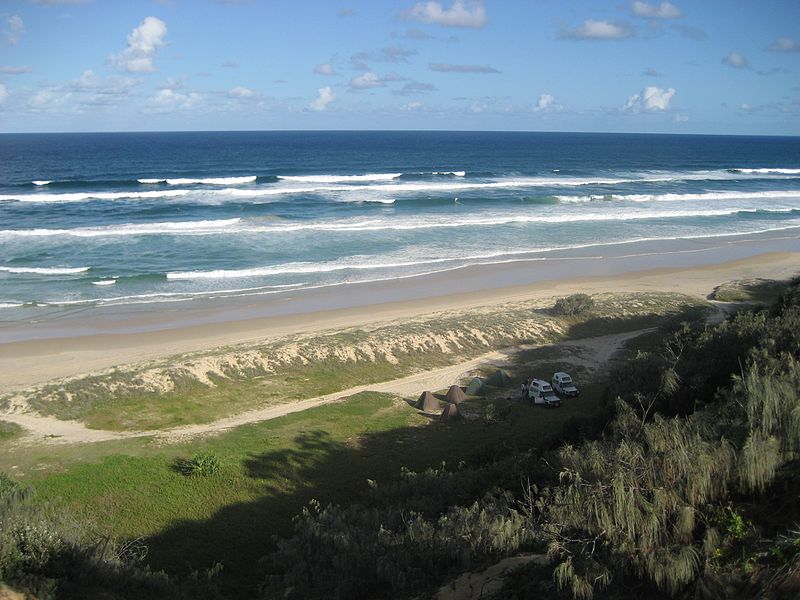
(0, 232, 797, 391)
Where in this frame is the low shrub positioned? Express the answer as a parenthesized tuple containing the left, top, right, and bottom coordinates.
(552, 294, 595, 316)
(175, 452, 221, 477)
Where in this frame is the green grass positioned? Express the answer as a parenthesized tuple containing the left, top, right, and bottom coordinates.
(1, 384, 607, 594)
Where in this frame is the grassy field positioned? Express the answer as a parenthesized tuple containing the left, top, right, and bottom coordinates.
(2, 386, 607, 594)
(0, 292, 713, 594)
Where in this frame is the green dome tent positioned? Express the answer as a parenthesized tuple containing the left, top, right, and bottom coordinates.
(486, 369, 512, 387)
(465, 377, 486, 396)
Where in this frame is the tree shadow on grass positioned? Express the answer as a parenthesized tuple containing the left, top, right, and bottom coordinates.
(141, 392, 580, 597)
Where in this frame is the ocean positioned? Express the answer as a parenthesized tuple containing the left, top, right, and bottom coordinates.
(1, 131, 799, 317)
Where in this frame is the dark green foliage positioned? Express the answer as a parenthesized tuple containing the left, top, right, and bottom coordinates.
(553, 294, 596, 316)
(175, 452, 221, 477)
(529, 279, 800, 599)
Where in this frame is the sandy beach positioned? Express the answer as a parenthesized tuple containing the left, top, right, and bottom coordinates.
(0, 230, 797, 391)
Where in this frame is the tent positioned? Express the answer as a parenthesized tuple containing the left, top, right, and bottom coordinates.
(445, 385, 468, 404)
(465, 377, 486, 396)
(486, 369, 512, 387)
(440, 402, 460, 420)
(416, 391, 440, 412)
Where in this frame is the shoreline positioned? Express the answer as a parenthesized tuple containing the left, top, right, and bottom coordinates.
(0, 231, 798, 390)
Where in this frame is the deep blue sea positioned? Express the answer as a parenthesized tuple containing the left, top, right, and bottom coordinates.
(1, 131, 799, 313)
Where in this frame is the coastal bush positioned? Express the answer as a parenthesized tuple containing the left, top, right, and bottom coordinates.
(525, 278, 800, 599)
(552, 293, 595, 316)
(175, 452, 221, 477)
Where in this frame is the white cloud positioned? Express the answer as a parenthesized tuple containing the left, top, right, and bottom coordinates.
(560, 20, 634, 40)
(0, 66, 30, 74)
(4, 15, 24, 46)
(146, 88, 201, 112)
(534, 93, 557, 112)
(407, 0, 486, 29)
(350, 71, 384, 89)
(769, 37, 799, 53)
(722, 51, 748, 69)
(110, 16, 168, 73)
(429, 63, 499, 73)
(70, 69, 138, 97)
(401, 101, 424, 111)
(623, 86, 675, 112)
(29, 88, 73, 112)
(0, 84, 7, 104)
(470, 100, 487, 113)
(314, 63, 337, 76)
(673, 113, 688, 123)
(309, 86, 334, 111)
(631, 1, 681, 19)
(229, 86, 254, 98)
(739, 103, 752, 111)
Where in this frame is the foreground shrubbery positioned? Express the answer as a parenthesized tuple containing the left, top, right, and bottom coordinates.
(0, 474, 223, 599)
(263, 279, 800, 599)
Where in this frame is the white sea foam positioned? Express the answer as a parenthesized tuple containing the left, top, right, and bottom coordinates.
(137, 178, 165, 184)
(278, 173, 402, 183)
(0, 302, 23, 308)
(0, 266, 90, 275)
(32, 180, 51, 186)
(0, 190, 193, 203)
(1, 218, 243, 238)
(733, 168, 800, 175)
(92, 279, 117, 286)
(165, 176, 257, 185)
(557, 190, 800, 203)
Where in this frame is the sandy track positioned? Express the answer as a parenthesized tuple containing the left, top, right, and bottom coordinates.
(0, 330, 644, 446)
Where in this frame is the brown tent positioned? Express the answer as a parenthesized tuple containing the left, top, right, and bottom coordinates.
(440, 402, 460, 420)
(416, 391, 440, 412)
(445, 385, 468, 404)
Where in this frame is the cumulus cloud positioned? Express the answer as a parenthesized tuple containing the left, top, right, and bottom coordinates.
(350, 71, 384, 89)
(145, 88, 201, 112)
(70, 69, 138, 97)
(631, 1, 681, 19)
(623, 86, 675, 112)
(0, 66, 30, 74)
(769, 37, 799, 53)
(229, 86, 255, 98)
(560, 20, 634, 40)
(533, 93, 562, 112)
(110, 16, 168, 73)
(314, 63, 337, 76)
(401, 101, 424, 111)
(429, 62, 499, 73)
(3, 15, 24, 46)
(722, 51, 748, 69)
(406, 0, 486, 28)
(309, 86, 334, 111)
(470, 100, 487, 113)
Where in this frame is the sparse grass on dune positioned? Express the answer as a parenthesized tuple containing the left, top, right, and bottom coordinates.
(710, 277, 789, 303)
(2, 291, 709, 432)
(0, 419, 22, 441)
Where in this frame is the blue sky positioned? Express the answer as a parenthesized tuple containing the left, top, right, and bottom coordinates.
(1, 0, 799, 134)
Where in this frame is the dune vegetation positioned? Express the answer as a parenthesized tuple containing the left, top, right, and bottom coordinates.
(1, 282, 799, 598)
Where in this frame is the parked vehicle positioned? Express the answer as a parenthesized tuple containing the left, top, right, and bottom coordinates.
(528, 379, 561, 407)
(552, 372, 579, 397)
